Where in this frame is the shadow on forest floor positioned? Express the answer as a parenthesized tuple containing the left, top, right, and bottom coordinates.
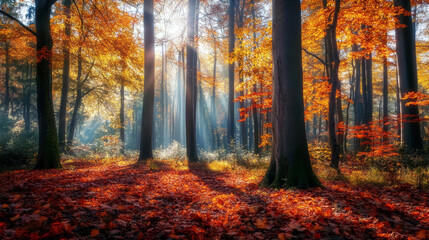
(0, 157, 428, 239)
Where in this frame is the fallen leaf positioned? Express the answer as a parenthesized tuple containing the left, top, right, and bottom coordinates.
(91, 229, 99, 237)
(254, 218, 268, 229)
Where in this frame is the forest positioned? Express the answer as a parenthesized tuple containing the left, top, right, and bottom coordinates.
(0, 0, 429, 239)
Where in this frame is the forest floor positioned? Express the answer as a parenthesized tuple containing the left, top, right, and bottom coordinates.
(0, 157, 428, 240)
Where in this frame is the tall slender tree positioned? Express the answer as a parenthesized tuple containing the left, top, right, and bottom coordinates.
(260, 0, 320, 188)
(227, 0, 235, 146)
(58, 0, 71, 152)
(394, 0, 423, 150)
(327, 0, 341, 169)
(139, 0, 155, 161)
(186, 0, 198, 162)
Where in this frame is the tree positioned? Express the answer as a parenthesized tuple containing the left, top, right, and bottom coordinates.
(186, 0, 198, 162)
(58, 0, 71, 152)
(260, 0, 320, 188)
(326, 0, 341, 169)
(394, 0, 423, 150)
(139, 0, 155, 161)
(227, 0, 235, 146)
(34, 0, 62, 169)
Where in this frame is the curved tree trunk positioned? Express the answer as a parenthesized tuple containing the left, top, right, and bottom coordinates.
(139, 0, 155, 161)
(260, 0, 320, 188)
(34, 0, 61, 169)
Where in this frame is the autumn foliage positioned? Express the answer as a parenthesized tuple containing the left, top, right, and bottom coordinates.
(1, 158, 429, 239)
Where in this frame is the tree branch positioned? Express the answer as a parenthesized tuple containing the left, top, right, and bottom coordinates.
(0, 9, 36, 36)
(302, 48, 327, 67)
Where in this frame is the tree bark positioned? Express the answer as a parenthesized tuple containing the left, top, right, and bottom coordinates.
(382, 57, 389, 141)
(58, 0, 72, 152)
(186, 0, 198, 162)
(251, 0, 260, 154)
(211, 40, 217, 150)
(4, 43, 10, 115)
(120, 78, 125, 154)
(394, 0, 423, 150)
(160, 42, 165, 147)
(327, 0, 341, 169)
(139, 0, 155, 161)
(67, 47, 83, 151)
(34, 0, 62, 169)
(260, 0, 320, 188)
(227, 0, 235, 146)
(366, 54, 373, 123)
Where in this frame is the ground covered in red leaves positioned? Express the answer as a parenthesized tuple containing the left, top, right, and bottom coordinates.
(0, 159, 428, 239)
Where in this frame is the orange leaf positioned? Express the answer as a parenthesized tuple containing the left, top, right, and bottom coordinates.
(254, 218, 268, 229)
(10, 214, 20, 222)
(91, 229, 99, 237)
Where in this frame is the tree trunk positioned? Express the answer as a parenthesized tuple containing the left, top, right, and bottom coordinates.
(186, 0, 198, 162)
(237, 0, 247, 149)
(353, 47, 362, 151)
(24, 63, 32, 132)
(211, 41, 217, 150)
(395, 58, 402, 143)
(260, 0, 320, 188)
(34, 0, 61, 169)
(58, 0, 71, 152)
(382, 57, 389, 141)
(394, 0, 423, 150)
(120, 78, 125, 154)
(366, 54, 373, 123)
(327, 0, 341, 169)
(251, 0, 260, 154)
(139, 0, 155, 161)
(160, 42, 165, 147)
(67, 47, 83, 151)
(4, 42, 10, 115)
(227, 0, 235, 146)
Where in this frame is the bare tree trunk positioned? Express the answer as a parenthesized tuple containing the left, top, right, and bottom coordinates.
(211, 41, 217, 150)
(366, 54, 373, 123)
(186, 0, 198, 162)
(227, 0, 236, 146)
(4, 43, 10, 115)
(160, 42, 165, 147)
(67, 47, 83, 151)
(120, 78, 125, 154)
(327, 0, 341, 169)
(139, 0, 155, 161)
(58, 0, 72, 152)
(382, 57, 389, 141)
(24, 63, 32, 132)
(34, 0, 61, 169)
(260, 0, 320, 188)
(251, 0, 260, 154)
(394, 0, 423, 150)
